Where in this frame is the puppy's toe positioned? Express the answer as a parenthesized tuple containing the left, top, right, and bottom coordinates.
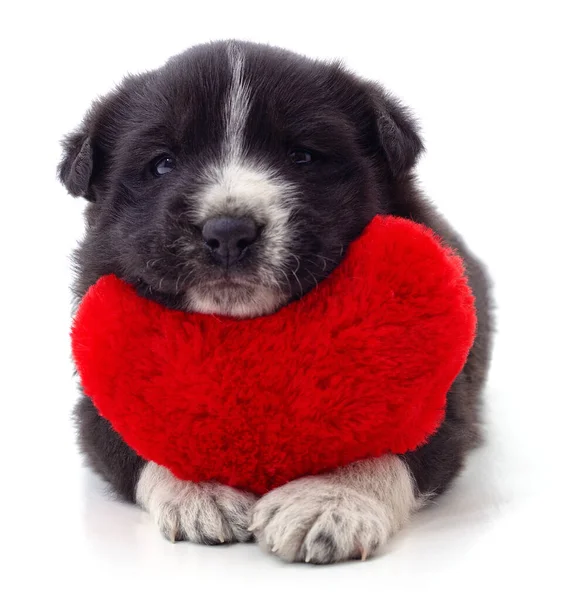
(251, 478, 391, 564)
(301, 496, 389, 564)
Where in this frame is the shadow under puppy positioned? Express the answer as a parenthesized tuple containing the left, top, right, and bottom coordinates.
(59, 40, 493, 564)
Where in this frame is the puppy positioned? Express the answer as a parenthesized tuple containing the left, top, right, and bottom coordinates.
(59, 40, 493, 563)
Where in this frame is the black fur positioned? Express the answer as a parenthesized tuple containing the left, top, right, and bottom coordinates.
(60, 40, 493, 503)
(75, 394, 144, 502)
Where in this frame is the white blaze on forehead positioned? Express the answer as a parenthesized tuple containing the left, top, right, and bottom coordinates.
(223, 43, 251, 162)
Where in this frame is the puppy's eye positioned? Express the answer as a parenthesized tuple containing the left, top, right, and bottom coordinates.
(151, 156, 176, 177)
(288, 148, 314, 165)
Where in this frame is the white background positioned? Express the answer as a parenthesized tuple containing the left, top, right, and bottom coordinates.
(1, 1, 574, 598)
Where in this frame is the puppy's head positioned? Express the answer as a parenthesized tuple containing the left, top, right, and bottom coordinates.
(60, 41, 422, 317)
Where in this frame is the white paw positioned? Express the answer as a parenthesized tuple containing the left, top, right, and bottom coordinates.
(250, 478, 391, 563)
(136, 463, 257, 544)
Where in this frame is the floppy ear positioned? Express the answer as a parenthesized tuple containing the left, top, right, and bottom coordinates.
(367, 83, 424, 178)
(57, 130, 95, 199)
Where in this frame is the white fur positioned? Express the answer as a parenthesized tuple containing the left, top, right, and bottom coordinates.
(136, 462, 257, 543)
(250, 455, 419, 563)
(186, 280, 285, 318)
(223, 42, 250, 162)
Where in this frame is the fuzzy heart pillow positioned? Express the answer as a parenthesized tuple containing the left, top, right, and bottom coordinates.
(71, 216, 476, 494)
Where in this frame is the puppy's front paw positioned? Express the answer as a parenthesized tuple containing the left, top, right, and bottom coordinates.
(136, 463, 257, 544)
(250, 478, 391, 564)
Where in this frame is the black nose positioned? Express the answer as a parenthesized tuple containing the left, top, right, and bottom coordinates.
(202, 217, 259, 266)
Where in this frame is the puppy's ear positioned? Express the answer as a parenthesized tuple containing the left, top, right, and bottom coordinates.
(58, 130, 95, 199)
(366, 83, 424, 178)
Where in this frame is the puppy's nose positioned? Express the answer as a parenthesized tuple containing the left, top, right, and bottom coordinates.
(202, 217, 259, 266)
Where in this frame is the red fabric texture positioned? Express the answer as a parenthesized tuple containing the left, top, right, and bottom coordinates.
(71, 216, 476, 494)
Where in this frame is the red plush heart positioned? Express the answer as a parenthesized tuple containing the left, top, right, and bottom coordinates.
(72, 216, 476, 494)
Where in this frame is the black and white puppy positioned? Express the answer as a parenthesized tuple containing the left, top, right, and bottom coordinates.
(59, 40, 493, 564)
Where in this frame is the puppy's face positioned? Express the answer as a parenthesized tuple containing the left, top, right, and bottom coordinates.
(60, 41, 422, 317)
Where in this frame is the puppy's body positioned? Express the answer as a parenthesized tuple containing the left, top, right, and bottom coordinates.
(61, 41, 493, 563)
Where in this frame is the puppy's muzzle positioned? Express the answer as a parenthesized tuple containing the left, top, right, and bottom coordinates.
(202, 216, 259, 267)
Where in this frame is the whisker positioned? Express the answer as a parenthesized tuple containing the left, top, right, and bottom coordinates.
(277, 267, 292, 293)
(315, 253, 339, 267)
(288, 252, 302, 274)
(146, 257, 162, 271)
(292, 268, 303, 298)
(304, 267, 319, 289)
(175, 272, 183, 295)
